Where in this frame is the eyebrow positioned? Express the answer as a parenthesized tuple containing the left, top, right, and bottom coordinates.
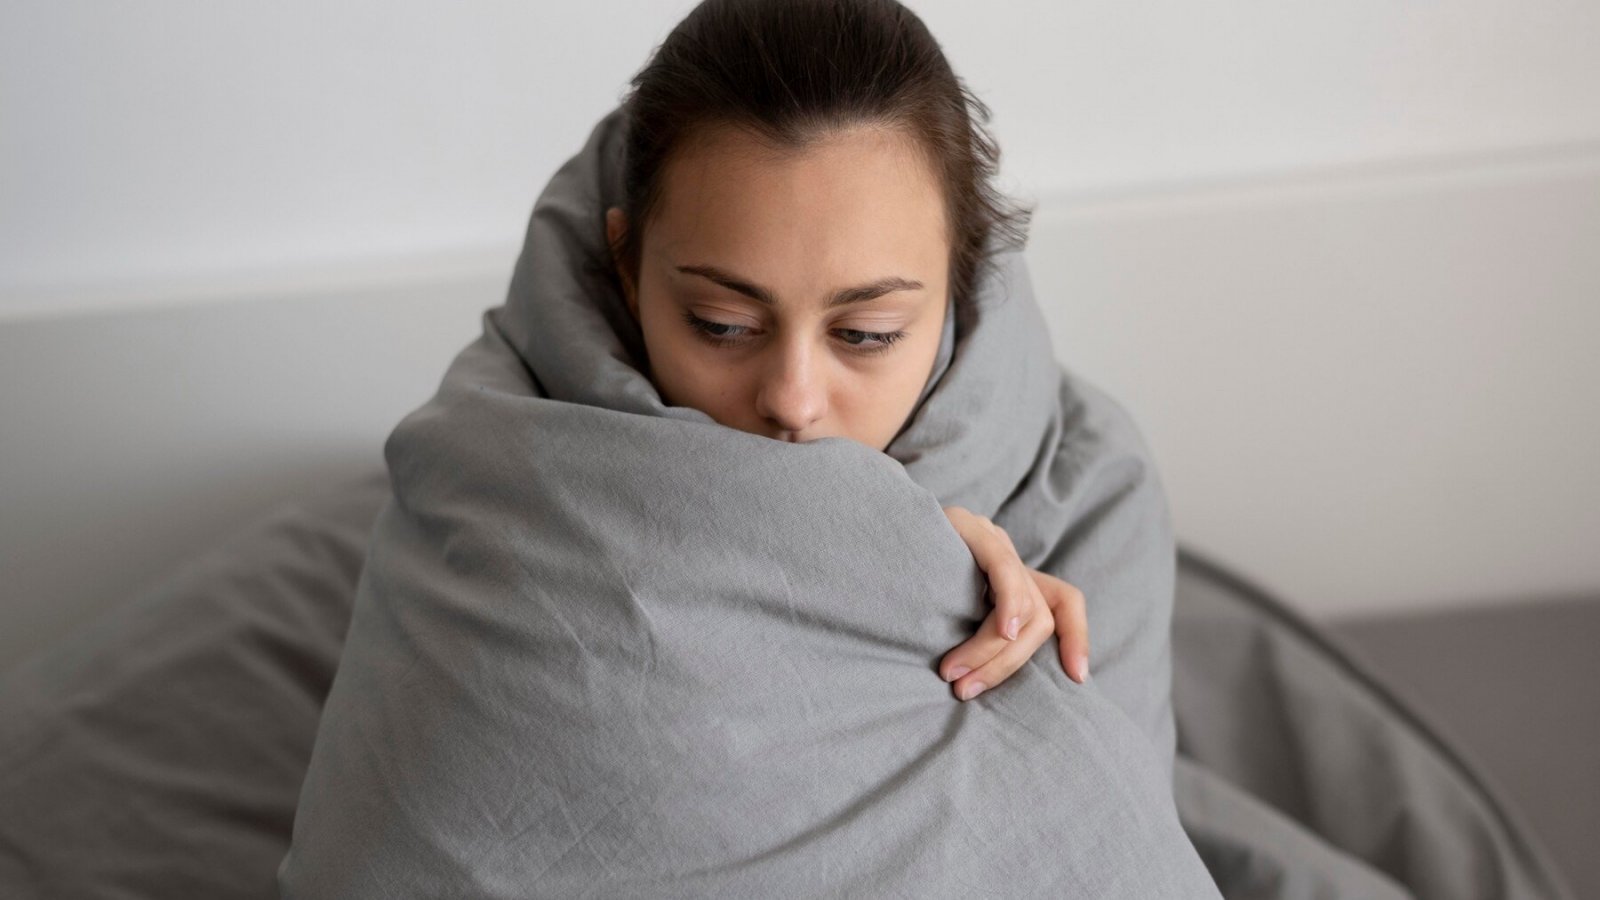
(674, 264, 924, 308)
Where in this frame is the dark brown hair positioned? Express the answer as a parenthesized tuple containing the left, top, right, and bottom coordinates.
(609, 0, 1032, 329)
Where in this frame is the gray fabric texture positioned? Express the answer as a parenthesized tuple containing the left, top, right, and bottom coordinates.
(0, 477, 1575, 898)
(276, 105, 1220, 897)
(1332, 596, 1599, 899)
(1170, 553, 1577, 900)
(0, 470, 389, 899)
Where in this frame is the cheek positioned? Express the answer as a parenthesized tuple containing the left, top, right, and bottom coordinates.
(637, 303, 738, 405)
(828, 344, 940, 436)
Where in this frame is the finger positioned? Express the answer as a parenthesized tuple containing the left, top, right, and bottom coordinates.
(942, 508, 1037, 641)
(950, 612, 1055, 701)
(938, 608, 1014, 682)
(987, 523, 1050, 642)
(1032, 570, 1090, 683)
(991, 559, 1038, 642)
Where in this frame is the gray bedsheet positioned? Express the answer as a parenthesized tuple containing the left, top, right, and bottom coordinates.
(1170, 552, 1573, 899)
(0, 470, 1575, 898)
(278, 106, 1220, 897)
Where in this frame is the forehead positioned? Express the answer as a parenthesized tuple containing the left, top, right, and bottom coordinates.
(644, 122, 949, 290)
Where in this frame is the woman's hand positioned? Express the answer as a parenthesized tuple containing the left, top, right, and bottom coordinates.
(938, 506, 1091, 701)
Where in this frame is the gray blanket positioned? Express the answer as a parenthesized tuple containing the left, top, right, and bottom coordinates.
(277, 106, 1219, 897)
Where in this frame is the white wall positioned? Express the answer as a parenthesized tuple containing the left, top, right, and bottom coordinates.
(2, 1, 1598, 663)
(5, 0, 1598, 309)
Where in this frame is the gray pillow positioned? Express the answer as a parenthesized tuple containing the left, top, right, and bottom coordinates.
(0, 469, 388, 900)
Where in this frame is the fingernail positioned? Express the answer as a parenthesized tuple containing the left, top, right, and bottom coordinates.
(961, 681, 987, 701)
(1006, 616, 1020, 640)
(945, 665, 971, 683)
(1077, 655, 1091, 683)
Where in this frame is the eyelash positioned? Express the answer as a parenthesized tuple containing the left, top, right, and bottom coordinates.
(680, 310, 908, 356)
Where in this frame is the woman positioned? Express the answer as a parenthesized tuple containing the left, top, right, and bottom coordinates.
(281, 0, 1210, 894)
(600, 0, 1090, 703)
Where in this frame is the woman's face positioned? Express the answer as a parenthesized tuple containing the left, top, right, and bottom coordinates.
(606, 122, 950, 451)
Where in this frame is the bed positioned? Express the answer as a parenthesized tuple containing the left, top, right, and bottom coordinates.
(0, 465, 1579, 898)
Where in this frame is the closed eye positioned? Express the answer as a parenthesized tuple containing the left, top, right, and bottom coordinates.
(678, 310, 745, 341)
(835, 327, 909, 355)
(681, 311, 908, 356)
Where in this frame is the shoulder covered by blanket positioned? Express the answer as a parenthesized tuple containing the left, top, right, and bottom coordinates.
(279, 107, 1218, 898)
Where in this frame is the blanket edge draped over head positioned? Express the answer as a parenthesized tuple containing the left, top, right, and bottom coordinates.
(489, 104, 1186, 784)
(278, 105, 1222, 898)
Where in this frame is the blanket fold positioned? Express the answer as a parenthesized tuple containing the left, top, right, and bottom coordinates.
(278, 106, 1220, 897)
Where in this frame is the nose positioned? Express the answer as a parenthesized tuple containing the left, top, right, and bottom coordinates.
(754, 336, 828, 438)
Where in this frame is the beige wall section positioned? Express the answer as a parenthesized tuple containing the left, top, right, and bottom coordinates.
(3, 148, 1598, 673)
(1026, 146, 1600, 622)
(0, 273, 504, 672)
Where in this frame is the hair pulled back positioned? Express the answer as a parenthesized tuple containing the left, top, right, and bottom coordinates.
(610, 0, 1032, 326)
